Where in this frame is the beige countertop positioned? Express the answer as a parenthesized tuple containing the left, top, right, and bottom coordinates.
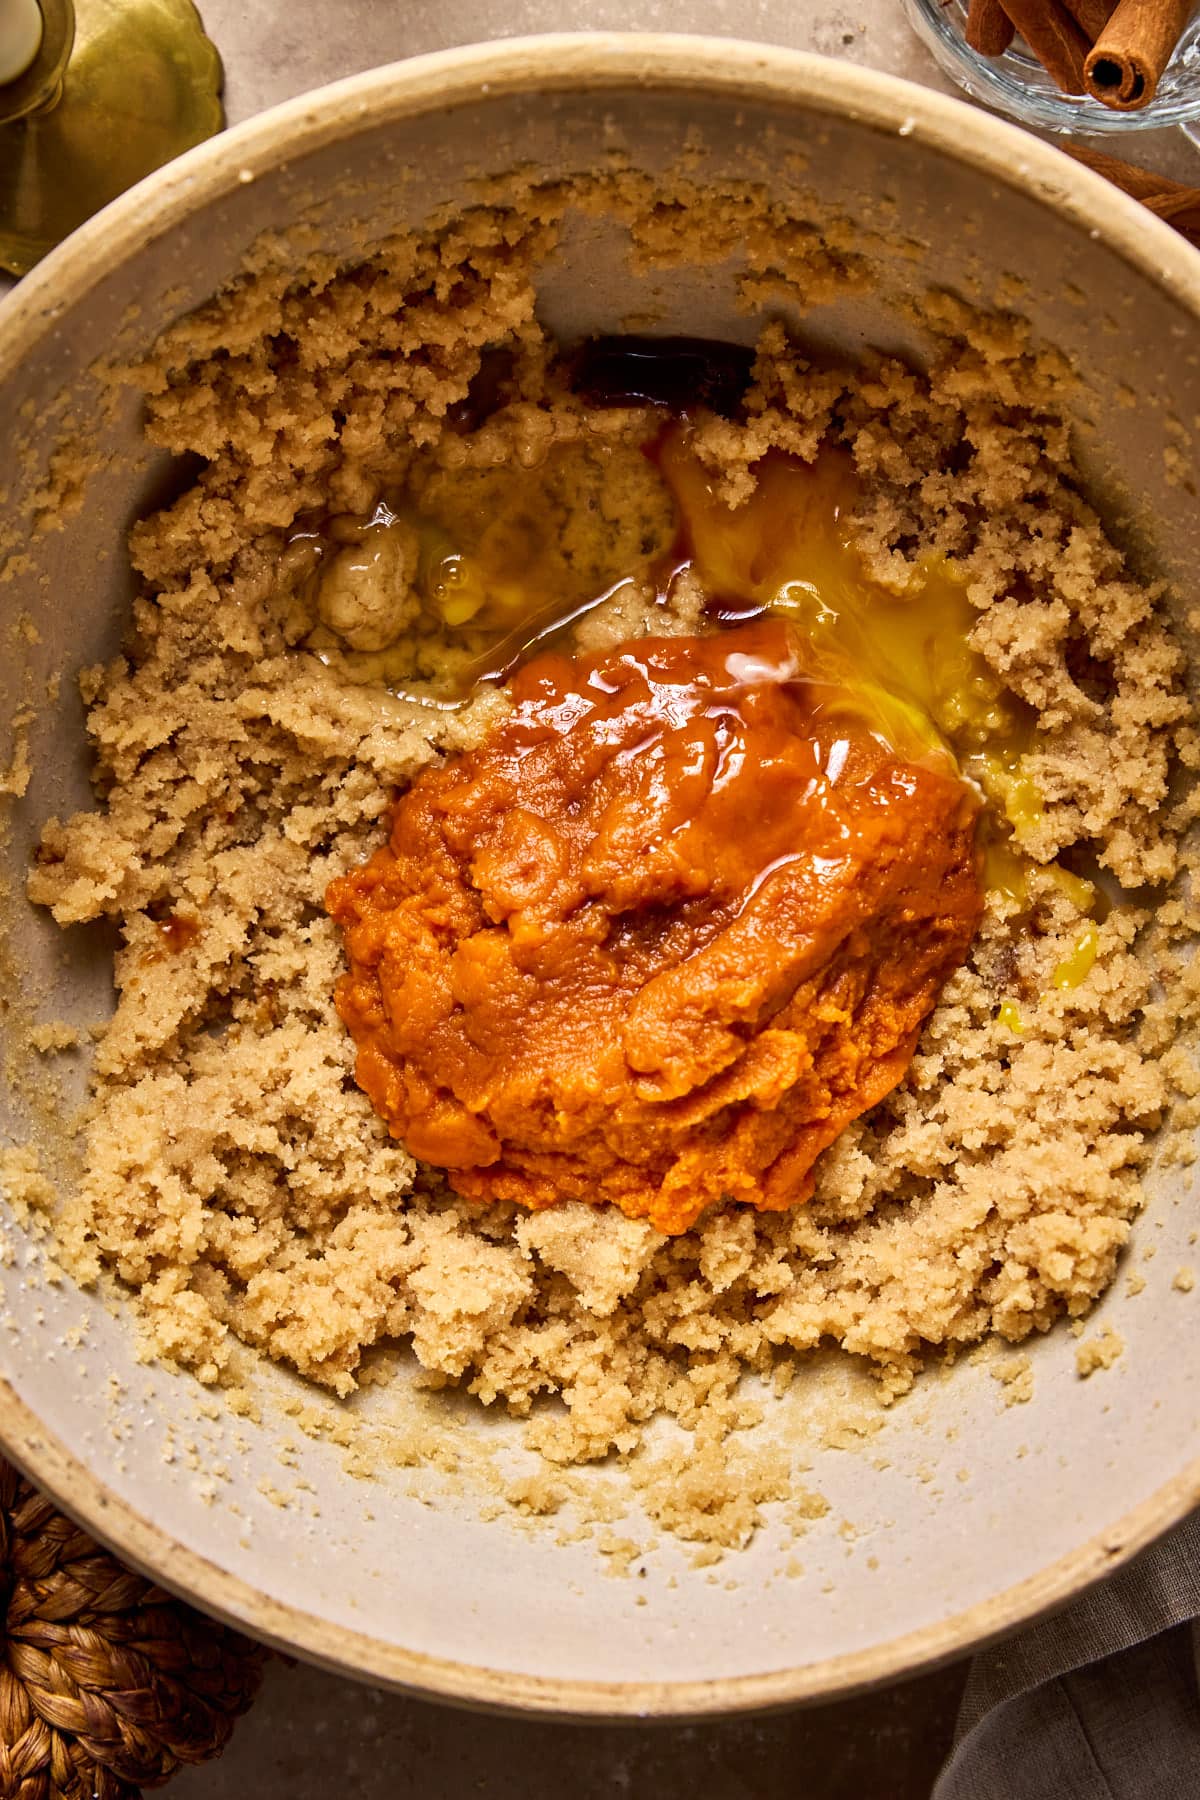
(203, 0, 1197, 175)
(12, 4, 1198, 1794)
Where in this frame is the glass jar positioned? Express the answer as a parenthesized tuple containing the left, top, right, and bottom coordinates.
(901, 0, 1200, 133)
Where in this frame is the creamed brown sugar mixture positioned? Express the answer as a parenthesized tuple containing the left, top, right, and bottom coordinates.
(23, 176, 1199, 1530)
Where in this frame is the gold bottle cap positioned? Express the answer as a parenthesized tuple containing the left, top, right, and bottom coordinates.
(0, 0, 44, 86)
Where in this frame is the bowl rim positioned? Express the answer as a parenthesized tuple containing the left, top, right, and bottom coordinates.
(2, 30, 1200, 1720)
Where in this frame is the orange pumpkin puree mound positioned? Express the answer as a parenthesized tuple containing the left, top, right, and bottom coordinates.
(326, 620, 984, 1235)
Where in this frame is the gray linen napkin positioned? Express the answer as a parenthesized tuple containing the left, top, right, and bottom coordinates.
(934, 1512, 1200, 1798)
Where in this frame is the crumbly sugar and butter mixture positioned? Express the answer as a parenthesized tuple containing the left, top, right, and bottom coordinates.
(24, 179, 1200, 1538)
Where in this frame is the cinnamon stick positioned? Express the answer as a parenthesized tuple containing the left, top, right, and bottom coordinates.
(994, 0, 1092, 91)
(1065, 144, 1200, 249)
(965, 0, 1015, 55)
(1084, 0, 1195, 109)
(1059, 0, 1119, 39)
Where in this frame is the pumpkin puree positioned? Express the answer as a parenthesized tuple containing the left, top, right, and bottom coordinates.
(327, 620, 983, 1234)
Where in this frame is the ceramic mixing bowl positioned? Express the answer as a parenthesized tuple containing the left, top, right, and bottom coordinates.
(1, 35, 1198, 1716)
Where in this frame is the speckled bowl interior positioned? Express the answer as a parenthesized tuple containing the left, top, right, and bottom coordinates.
(1, 37, 1198, 1716)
